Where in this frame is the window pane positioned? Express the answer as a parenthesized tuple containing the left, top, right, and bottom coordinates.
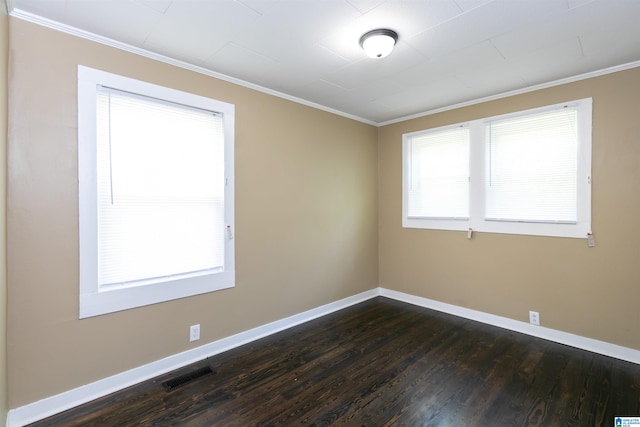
(485, 107, 578, 223)
(96, 88, 225, 287)
(408, 127, 469, 219)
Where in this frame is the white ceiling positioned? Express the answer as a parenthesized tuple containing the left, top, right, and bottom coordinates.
(9, 0, 640, 124)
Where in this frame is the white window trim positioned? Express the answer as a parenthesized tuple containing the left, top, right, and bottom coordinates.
(78, 65, 235, 318)
(403, 122, 471, 232)
(403, 98, 592, 239)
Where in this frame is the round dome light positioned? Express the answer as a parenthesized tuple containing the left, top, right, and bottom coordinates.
(359, 29, 398, 59)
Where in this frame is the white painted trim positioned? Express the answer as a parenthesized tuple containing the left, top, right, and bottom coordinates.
(6, 289, 380, 427)
(402, 98, 593, 239)
(379, 287, 640, 364)
(7, 8, 377, 127)
(378, 60, 640, 126)
(8, 286, 640, 425)
(8, 5, 640, 128)
(77, 65, 237, 318)
(7, 287, 640, 427)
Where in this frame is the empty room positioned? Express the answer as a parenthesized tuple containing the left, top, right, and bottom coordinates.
(3, 0, 640, 425)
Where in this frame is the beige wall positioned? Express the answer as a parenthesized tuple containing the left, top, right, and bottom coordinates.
(379, 67, 640, 350)
(0, 1, 8, 425)
(6, 19, 378, 408)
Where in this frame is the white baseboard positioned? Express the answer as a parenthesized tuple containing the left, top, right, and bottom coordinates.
(6, 289, 380, 427)
(379, 287, 640, 364)
(9, 286, 639, 426)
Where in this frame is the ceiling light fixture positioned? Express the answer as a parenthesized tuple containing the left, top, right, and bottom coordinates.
(359, 29, 398, 59)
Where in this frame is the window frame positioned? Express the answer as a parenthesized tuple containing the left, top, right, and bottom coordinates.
(403, 98, 592, 239)
(403, 123, 471, 231)
(78, 65, 235, 319)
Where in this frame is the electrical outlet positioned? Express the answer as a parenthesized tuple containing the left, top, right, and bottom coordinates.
(190, 324, 200, 342)
(529, 311, 540, 326)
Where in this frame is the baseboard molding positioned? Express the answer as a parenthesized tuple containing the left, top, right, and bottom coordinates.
(9, 287, 639, 426)
(6, 288, 380, 427)
(379, 287, 640, 365)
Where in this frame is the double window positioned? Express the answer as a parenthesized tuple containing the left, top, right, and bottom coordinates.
(78, 66, 235, 318)
(403, 99, 592, 239)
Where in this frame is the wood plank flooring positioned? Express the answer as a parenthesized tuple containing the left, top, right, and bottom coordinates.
(31, 297, 640, 426)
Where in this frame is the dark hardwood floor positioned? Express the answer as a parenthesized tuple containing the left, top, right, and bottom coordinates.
(31, 297, 640, 426)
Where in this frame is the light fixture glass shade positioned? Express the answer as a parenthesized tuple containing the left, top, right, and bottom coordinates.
(360, 29, 398, 58)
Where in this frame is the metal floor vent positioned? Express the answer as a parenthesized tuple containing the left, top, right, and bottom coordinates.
(162, 366, 215, 392)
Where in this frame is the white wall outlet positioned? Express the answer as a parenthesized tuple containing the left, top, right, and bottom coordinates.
(529, 311, 540, 326)
(190, 324, 200, 342)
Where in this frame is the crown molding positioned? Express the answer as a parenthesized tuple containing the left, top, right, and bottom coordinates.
(8, 7, 378, 127)
(8, 6, 640, 128)
(378, 60, 640, 126)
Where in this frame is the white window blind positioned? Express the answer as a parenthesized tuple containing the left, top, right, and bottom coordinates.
(96, 87, 225, 289)
(407, 126, 470, 219)
(402, 98, 591, 239)
(485, 107, 578, 223)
